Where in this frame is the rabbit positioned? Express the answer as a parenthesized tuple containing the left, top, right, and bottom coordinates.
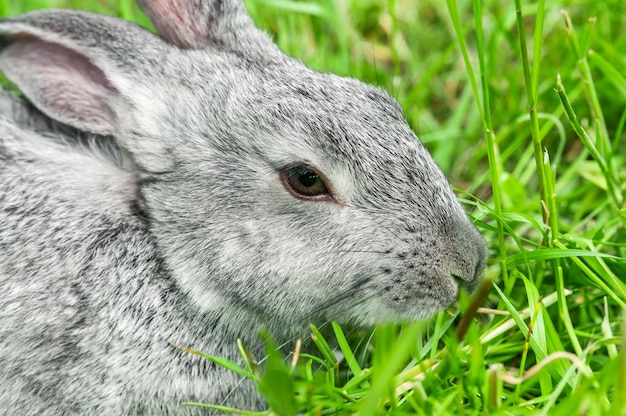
(0, 0, 488, 414)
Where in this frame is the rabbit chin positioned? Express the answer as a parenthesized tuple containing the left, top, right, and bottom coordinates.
(350, 280, 460, 325)
(354, 298, 454, 326)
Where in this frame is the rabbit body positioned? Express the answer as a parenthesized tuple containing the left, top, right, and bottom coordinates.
(0, 94, 253, 414)
(0, 0, 487, 414)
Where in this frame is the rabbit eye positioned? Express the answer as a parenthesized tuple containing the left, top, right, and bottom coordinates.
(280, 166, 332, 201)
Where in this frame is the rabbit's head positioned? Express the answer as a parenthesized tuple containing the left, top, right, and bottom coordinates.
(0, 0, 487, 332)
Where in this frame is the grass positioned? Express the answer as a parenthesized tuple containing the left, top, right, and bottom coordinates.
(2, 0, 625, 414)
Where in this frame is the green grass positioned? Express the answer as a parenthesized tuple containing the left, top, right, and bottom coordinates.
(2, 0, 625, 414)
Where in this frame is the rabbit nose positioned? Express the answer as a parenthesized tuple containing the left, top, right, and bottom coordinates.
(445, 218, 488, 284)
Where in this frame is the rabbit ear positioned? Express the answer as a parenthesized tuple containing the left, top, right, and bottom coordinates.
(138, 0, 271, 50)
(0, 11, 162, 137)
(0, 33, 118, 135)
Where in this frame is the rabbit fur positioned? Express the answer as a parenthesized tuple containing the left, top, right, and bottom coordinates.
(0, 0, 488, 414)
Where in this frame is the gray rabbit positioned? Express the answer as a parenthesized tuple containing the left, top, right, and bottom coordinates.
(0, 0, 488, 414)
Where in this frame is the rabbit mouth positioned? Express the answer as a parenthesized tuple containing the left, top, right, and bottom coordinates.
(452, 273, 479, 294)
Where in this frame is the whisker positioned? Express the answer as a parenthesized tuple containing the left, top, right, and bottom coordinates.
(335, 249, 392, 255)
(295, 277, 374, 325)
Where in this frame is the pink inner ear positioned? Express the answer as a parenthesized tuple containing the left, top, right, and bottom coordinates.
(139, 0, 209, 49)
(0, 34, 118, 135)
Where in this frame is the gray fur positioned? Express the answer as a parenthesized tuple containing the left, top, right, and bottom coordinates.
(0, 0, 488, 414)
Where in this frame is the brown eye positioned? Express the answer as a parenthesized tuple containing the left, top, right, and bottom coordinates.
(280, 166, 331, 201)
